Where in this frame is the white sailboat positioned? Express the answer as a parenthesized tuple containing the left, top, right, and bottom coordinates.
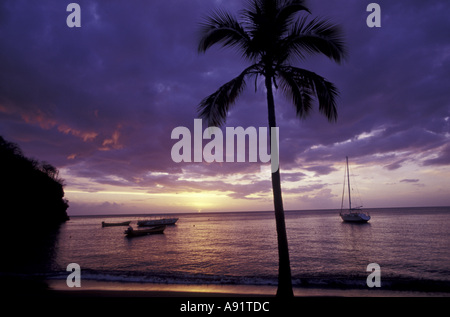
(339, 156, 371, 223)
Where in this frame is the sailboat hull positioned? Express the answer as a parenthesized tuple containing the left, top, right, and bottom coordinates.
(340, 212, 371, 223)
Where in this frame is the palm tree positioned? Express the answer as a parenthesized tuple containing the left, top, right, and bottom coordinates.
(197, 0, 346, 297)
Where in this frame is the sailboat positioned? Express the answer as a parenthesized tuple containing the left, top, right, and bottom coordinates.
(339, 156, 371, 223)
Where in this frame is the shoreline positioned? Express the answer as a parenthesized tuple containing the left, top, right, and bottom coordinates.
(7, 278, 449, 315)
(46, 279, 450, 297)
(3, 279, 446, 316)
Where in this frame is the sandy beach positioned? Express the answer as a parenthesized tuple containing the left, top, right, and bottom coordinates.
(46, 279, 450, 298)
(4, 278, 447, 316)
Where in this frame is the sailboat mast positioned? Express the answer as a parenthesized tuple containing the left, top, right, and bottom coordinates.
(346, 156, 352, 210)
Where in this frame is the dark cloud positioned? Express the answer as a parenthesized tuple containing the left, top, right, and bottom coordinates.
(423, 144, 450, 166)
(304, 165, 338, 176)
(384, 159, 408, 171)
(400, 179, 420, 183)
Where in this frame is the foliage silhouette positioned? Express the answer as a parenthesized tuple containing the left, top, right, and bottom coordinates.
(0, 136, 69, 228)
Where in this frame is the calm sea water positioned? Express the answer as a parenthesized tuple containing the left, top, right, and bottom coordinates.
(45, 207, 450, 293)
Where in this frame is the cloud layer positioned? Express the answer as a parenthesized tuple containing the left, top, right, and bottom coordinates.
(1, 0, 449, 213)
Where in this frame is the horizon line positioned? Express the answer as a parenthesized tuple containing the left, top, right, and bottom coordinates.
(68, 205, 450, 217)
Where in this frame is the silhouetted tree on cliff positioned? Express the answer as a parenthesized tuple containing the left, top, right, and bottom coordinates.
(0, 136, 69, 278)
(0, 136, 69, 230)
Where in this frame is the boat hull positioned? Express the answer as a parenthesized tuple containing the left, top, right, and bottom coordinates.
(124, 225, 166, 237)
(340, 212, 371, 223)
(137, 218, 178, 227)
(102, 221, 131, 227)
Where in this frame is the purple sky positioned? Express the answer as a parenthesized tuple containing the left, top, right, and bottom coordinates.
(1, 0, 449, 215)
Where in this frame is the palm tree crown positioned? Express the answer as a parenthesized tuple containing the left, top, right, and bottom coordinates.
(198, 0, 346, 127)
(197, 0, 346, 297)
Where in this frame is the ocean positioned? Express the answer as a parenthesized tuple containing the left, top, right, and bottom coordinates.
(41, 207, 450, 294)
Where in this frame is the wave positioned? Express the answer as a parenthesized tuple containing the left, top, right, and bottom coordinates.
(47, 269, 278, 286)
(45, 269, 450, 294)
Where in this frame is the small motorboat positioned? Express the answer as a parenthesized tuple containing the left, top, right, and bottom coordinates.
(102, 221, 131, 227)
(137, 217, 178, 227)
(124, 225, 166, 237)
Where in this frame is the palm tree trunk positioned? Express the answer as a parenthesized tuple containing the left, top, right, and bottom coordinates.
(265, 75, 294, 297)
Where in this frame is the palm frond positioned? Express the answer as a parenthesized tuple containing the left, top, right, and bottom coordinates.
(198, 9, 254, 60)
(198, 64, 261, 127)
(241, 0, 279, 54)
(241, 1, 307, 38)
(278, 66, 339, 122)
(275, 0, 310, 35)
(284, 16, 347, 64)
(278, 67, 314, 118)
(241, 0, 312, 65)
